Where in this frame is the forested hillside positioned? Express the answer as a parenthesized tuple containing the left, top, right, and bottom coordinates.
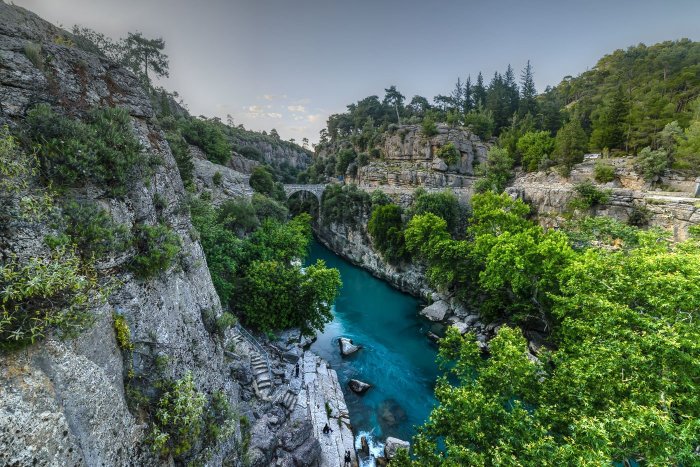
(306, 39, 700, 184)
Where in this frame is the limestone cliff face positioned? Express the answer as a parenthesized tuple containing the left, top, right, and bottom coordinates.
(346, 123, 487, 189)
(232, 138, 312, 171)
(0, 4, 237, 465)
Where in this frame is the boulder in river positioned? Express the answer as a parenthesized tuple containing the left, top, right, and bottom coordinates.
(360, 436, 370, 456)
(420, 300, 449, 321)
(339, 337, 361, 356)
(378, 398, 407, 430)
(384, 437, 410, 460)
(426, 331, 440, 342)
(348, 379, 371, 394)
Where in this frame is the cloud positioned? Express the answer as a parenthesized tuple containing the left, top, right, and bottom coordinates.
(307, 114, 322, 123)
(267, 113, 282, 119)
(263, 94, 287, 101)
(247, 105, 265, 112)
(292, 115, 306, 121)
(287, 105, 306, 113)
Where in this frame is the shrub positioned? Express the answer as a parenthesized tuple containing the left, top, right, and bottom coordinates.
(593, 161, 616, 183)
(474, 147, 514, 194)
(217, 197, 260, 234)
(113, 313, 134, 351)
(26, 104, 143, 196)
(421, 115, 438, 137)
(463, 110, 495, 140)
(627, 204, 653, 227)
(23, 42, 44, 70)
(130, 223, 181, 278)
(180, 118, 231, 164)
(357, 152, 370, 167)
(368, 204, 407, 263)
(249, 166, 275, 196)
(370, 189, 392, 207)
(59, 200, 131, 260)
(436, 142, 460, 165)
(335, 148, 356, 175)
(554, 119, 587, 176)
(570, 181, 611, 210)
(321, 184, 371, 226)
(410, 189, 461, 234)
(251, 193, 288, 223)
(0, 247, 100, 351)
(635, 146, 669, 181)
(150, 372, 206, 457)
(165, 132, 194, 188)
(205, 390, 236, 444)
(212, 171, 223, 186)
(517, 130, 555, 172)
(215, 312, 237, 335)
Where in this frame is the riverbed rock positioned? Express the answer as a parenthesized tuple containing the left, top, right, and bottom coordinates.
(384, 437, 411, 460)
(360, 436, 370, 456)
(450, 322, 470, 334)
(348, 379, 371, 394)
(378, 399, 407, 430)
(339, 337, 361, 356)
(420, 300, 450, 321)
(426, 331, 440, 342)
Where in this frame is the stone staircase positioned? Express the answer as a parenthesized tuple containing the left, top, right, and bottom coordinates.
(251, 354, 272, 394)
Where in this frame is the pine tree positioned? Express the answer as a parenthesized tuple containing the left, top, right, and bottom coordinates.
(504, 64, 520, 117)
(473, 72, 487, 109)
(519, 60, 538, 117)
(451, 77, 464, 113)
(463, 75, 473, 114)
(590, 86, 628, 151)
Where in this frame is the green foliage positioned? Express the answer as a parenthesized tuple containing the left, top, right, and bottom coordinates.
(217, 197, 260, 235)
(421, 114, 438, 136)
(436, 142, 460, 165)
(23, 42, 44, 70)
(237, 145, 263, 162)
(410, 189, 461, 234)
(215, 312, 237, 335)
(321, 184, 371, 226)
(370, 189, 392, 207)
(212, 171, 222, 186)
(180, 117, 231, 164)
(58, 200, 131, 260)
(463, 110, 495, 140)
(593, 161, 616, 183)
(113, 313, 134, 351)
(474, 146, 514, 193)
(251, 192, 288, 223)
(674, 120, 700, 174)
(237, 259, 341, 335)
(165, 132, 195, 188)
(150, 372, 206, 458)
(130, 223, 181, 279)
(589, 86, 628, 151)
(517, 130, 555, 172)
(335, 148, 357, 175)
(26, 105, 143, 196)
(635, 146, 669, 181)
(368, 204, 407, 264)
(0, 247, 100, 351)
(204, 390, 236, 444)
(563, 215, 654, 250)
(570, 181, 611, 210)
(627, 204, 653, 227)
(249, 166, 275, 196)
(553, 118, 587, 175)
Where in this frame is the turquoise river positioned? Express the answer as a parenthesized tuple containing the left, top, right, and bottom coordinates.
(305, 239, 441, 462)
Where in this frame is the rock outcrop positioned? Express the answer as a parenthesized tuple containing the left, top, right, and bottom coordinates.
(384, 437, 410, 460)
(348, 378, 371, 394)
(339, 337, 361, 356)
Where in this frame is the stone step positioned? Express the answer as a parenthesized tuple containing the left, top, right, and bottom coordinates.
(254, 369, 268, 377)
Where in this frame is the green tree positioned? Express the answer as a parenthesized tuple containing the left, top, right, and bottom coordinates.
(519, 60, 538, 117)
(553, 118, 587, 175)
(635, 146, 669, 181)
(474, 147, 514, 193)
(590, 86, 628, 151)
(368, 204, 407, 263)
(249, 166, 275, 196)
(122, 32, 169, 85)
(383, 85, 405, 124)
(674, 120, 700, 173)
(517, 130, 555, 172)
(410, 189, 461, 234)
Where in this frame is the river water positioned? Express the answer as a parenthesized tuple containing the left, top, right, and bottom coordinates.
(305, 239, 440, 463)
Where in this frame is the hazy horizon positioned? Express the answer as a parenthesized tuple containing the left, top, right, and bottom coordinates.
(12, 0, 700, 144)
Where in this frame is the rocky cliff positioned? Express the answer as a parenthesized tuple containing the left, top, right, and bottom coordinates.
(0, 4, 351, 466)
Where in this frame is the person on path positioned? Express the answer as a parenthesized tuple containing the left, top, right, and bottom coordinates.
(295, 362, 300, 377)
(344, 450, 351, 466)
(323, 422, 333, 434)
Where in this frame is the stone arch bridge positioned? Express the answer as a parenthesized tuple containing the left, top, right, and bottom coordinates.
(283, 184, 328, 201)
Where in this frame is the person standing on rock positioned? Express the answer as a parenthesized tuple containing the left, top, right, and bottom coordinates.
(323, 422, 333, 434)
(295, 362, 300, 377)
(344, 450, 352, 466)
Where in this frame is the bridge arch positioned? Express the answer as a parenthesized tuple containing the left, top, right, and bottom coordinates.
(282, 184, 327, 202)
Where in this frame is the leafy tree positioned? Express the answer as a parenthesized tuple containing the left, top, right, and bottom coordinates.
(217, 197, 259, 235)
(410, 189, 461, 234)
(517, 130, 555, 171)
(463, 110, 495, 140)
(383, 85, 405, 124)
(251, 192, 288, 223)
(474, 147, 514, 193)
(635, 146, 669, 181)
(593, 161, 616, 183)
(249, 166, 276, 196)
(180, 117, 231, 164)
(421, 113, 438, 137)
(590, 86, 628, 151)
(553, 118, 587, 175)
(674, 120, 700, 173)
(368, 204, 407, 263)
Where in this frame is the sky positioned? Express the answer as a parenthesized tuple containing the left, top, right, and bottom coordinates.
(13, 0, 700, 144)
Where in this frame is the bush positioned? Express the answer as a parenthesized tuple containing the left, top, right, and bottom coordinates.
(113, 313, 134, 351)
(180, 118, 231, 164)
(335, 148, 357, 175)
(517, 130, 555, 172)
(130, 223, 181, 278)
(249, 166, 275, 195)
(321, 184, 371, 226)
(26, 105, 143, 196)
(411, 189, 461, 234)
(635, 146, 669, 181)
(150, 372, 206, 457)
(238, 145, 263, 162)
(165, 132, 194, 188)
(370, 189, 392, 207)
(59, 200, 131, 260)
(0, 247, 100, 351)
(368, 204, 407, 263)
(436, 142, 460, 165)
(251, 192, 288, 223)
(421, 115, 438, 137)
(627, 204, 653, 227)
(593, 161, 616, 183)
(212, 171, 223, 186)
(571, 181, 611, 210)
(464, 110, 495, 140)
(357, 152, 370, 167)
(474, 147, 514, 194)
(217, 197, 259, 234)
(23, 42, 44, 70)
